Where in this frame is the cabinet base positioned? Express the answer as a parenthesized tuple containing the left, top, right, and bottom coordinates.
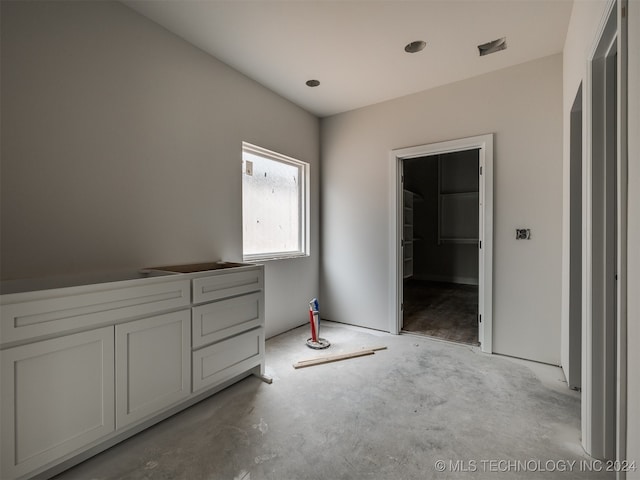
(255, 373, 273, 384)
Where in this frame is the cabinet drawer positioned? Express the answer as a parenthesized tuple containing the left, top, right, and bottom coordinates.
(1, 279, 190, 345)
(192, 293, 262, 348)
(192, 327, 264, 392)
(192, 269, 262, 304)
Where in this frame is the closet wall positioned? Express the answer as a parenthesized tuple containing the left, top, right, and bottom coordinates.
(404, 151, 479, 285)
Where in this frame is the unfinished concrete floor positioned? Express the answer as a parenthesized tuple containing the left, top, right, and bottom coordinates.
(54, 322, 611, 480)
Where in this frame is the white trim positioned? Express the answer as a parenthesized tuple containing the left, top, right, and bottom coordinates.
(388, 134, 493, 353)
(583, 0, 622, 460)
(565, 83, 583, 390)
(616, 0, 628, 471)
(241, 142, 310, 261)
(242, 142, 304, 168)
(583, 51, 593, 455)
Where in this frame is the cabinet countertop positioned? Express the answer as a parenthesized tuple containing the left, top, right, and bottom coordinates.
(0, 262, 260, 296)
(0, 269, 178, 296)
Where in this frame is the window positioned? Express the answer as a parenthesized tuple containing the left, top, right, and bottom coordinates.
(242, 142, 309, 260)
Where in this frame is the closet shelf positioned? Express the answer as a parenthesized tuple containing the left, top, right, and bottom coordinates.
(438, 237, 478, 244)
(439, 191, 479, 197)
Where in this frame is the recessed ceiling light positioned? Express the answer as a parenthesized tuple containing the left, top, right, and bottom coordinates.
(478, 37, 507, 56)
(306, 79, 320, 87)
(404, 40, 426, 53)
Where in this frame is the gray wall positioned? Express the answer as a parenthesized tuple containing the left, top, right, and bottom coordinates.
(0, 1, 320, 338)
(321, 54, 563, 364)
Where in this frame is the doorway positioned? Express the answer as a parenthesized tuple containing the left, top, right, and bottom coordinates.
(401, 150, 480, 345)
(389, 134, 493, 353)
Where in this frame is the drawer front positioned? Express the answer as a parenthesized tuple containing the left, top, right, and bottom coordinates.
(1, 279, 191, 346)
(192, 327, 264, 392)
(192, 293, 263, 348)
(192, 269, 262, 304)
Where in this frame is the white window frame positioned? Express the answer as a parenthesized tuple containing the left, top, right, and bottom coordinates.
(242, 142, 310, 261)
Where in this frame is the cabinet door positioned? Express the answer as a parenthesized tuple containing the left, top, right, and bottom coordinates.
(1, 327, 115, 480)
(115, 310, 190, 429)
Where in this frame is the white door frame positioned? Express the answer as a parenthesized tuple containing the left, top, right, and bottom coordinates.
(583, 0, 628, 463)
(566, 83, 583, 390)
(615, 0, 628, 469)
(388, 134, 493, 353)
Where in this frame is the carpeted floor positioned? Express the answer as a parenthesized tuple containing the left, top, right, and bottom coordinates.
(53, 322, 608, 480)
(403, 280, 479, 345)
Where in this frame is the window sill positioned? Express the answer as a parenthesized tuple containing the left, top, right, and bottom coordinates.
(243, 253, 309, 263)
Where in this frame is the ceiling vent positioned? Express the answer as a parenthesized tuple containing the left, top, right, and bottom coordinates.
(478, 37, 507, 56)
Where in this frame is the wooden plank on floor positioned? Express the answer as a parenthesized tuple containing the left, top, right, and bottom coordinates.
(293, 345, 387, 369)
(296, 345, 387, 365)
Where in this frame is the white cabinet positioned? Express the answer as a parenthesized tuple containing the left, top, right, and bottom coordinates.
(0, 327, 115, 479)
(0, 264, 264, 480)
(115, 311, 190, 429)
(189, 268, 265, 392)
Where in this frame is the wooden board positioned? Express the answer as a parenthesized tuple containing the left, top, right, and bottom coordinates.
(293, 345, 387, 369)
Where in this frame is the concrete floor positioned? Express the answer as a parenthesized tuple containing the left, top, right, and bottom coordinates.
(54, 322, 612, 480)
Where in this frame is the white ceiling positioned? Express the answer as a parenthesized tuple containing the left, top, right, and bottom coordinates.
(123, 0, 573, 118)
